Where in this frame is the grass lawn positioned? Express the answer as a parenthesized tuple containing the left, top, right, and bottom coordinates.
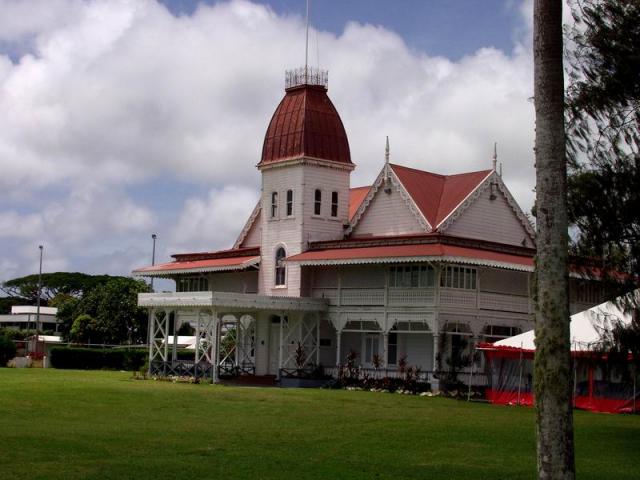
(0, 370, 638, 479)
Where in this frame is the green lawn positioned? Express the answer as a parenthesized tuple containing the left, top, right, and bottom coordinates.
(0, 370, 638, 479)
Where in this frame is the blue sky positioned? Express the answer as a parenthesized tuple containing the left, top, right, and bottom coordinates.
(0, 0, 538, 285)
(161, 0, 524, 59)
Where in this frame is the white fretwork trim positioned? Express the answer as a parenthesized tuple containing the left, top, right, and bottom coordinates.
(289, 255, 533, 272)
(257, 156, 355, 172)
(437, 171, 536, 243)
(346, 164, 431, 236)
(133, 257, 261, 278)
(435, 170, 493, 230)
(233, 201, 261, 249)
(139, 291, 329, 311)
(280, 313, 319, 369)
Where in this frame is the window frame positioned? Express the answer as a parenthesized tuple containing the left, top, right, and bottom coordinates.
(286, 189, 294, 217)
(270, 191, 278, 219)
(314, 189, 322, 216)
(330, 191, 338, 217)
(274, 246, 287, 287)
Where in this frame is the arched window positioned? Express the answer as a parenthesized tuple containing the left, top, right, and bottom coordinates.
(275, 247, 286, 286)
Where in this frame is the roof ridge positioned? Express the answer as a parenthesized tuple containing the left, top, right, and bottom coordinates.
(389, 163, 447, 179)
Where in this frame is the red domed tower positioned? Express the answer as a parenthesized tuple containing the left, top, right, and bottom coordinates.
(259, 67, 355, 296)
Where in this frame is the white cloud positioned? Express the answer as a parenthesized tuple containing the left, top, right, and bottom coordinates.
(0, 0, 540, 280)
(170, 185, 259, 254)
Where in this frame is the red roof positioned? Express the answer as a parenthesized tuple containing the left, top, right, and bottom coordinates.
(287, 243, 533, 269)
(390, 164, 492, 228)
(349, 186, 370, 220)
(133, 255, 260, 275)
(260, 84, 352, 166)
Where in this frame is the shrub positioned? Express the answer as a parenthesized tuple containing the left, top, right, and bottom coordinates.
(0, 336, 17, 367)
(49, 347, 147, 371)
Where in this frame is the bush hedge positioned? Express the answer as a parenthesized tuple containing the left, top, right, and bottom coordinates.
(0, 336, 16, 367)
(50, 347, 147, 371)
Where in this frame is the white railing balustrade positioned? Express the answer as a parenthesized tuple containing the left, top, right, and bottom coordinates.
(439, 289, 477, 308)
(479, 292, 530, 313)
(388, 288, 436, 307)
(340, 288, 385, 306)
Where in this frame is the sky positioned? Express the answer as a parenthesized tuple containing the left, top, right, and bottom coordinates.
(0, 0, 550, 287)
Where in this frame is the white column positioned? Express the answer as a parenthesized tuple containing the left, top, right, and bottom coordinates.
(147, 309, 155, 374)
(335, 330, 342, 366)
(212, 310, 219, 383)
(172, 315, 178, 364)
(432, 333, 440, 391)
(235, 315, 240, 370)
(382, 332, 389, 369)
(315, 314, 320, 366)
(194, 309, 201, 364)
(278, 312, 285, 379)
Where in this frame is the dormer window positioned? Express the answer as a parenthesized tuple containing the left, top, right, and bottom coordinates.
(331, 191, 338, 217)
(275, 247, 286, 286)
(314, 189, 322, 215)
(286, 189, 293, 216)
(271, 192, 278, 218)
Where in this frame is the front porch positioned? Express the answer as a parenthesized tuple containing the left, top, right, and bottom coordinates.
(139, 291, 329, 382)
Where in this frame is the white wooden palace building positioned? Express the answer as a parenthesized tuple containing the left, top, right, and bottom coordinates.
(133, 67, 602, 385)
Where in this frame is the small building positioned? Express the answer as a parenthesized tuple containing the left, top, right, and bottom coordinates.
(133, 66, 604, 386)
(0, 306, 59, 332)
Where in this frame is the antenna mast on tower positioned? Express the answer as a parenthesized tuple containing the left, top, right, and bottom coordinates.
(305, 0, 310, 76)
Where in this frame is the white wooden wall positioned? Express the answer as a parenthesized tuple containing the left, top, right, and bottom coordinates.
(208, 271, 258, 294)
(240, 210, 261, 248)
(351, 186, 425, 237)
(259, 162, 351, 296)
(445, 187, 533, 247)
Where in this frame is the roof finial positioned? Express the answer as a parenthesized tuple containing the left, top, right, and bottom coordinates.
(492, 142, 498, 171)
(385, 136, 390, 165)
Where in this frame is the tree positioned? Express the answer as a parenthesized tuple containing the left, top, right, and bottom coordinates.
(533, 1, 576, 479)
(566, 0, 640, 295)
(67, 277, 151, 345)
(1, 272, 113, 303)
(70, 314, 98, 344)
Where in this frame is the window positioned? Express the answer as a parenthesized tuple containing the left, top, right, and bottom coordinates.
(389, 265, 435, 288)
(440, 266, 477, 290)
(387, 332, 398, 365)
(331, 191, 338, 217)
(314, 189, 322, 215)
(271, 192, 278, 218)
(274, 247, 286, 286)
(286, 189, 293, 216)
(176, 277, 209, 292)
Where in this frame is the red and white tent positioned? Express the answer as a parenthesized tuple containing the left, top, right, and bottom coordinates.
(479, 292, 639, 414)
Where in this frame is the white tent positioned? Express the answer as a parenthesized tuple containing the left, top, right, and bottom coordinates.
(494, 291, 638, 352)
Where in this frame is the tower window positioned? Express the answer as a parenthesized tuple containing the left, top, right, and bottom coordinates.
(271, 192, 278, 218)
(286, 189, 293, 216)
(275, 247, 286, 286)
(314, 189, 322, 215)
(331, 191, 338, 217)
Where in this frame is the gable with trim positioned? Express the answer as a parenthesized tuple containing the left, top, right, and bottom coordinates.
(440, 174, 535, 247)
(349, 166, 429, 237)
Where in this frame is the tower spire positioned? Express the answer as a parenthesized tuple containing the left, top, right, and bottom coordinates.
(385, 136, 390, 165)
(492, 142, 498, 171)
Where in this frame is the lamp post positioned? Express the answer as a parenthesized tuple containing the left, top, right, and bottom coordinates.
(150, 234, 157, 291)
(36, 245, 43, 333)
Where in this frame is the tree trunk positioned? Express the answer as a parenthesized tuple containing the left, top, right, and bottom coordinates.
(533, 1, 576, 479)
